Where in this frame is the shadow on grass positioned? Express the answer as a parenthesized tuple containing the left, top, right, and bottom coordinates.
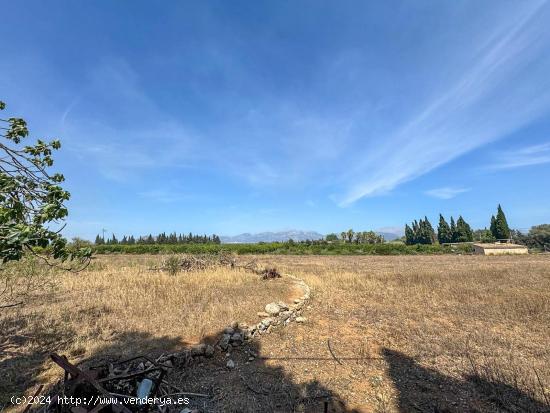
(1, 322, 362, 413)
(3, 321, 548, 412)
(383, 348, 549, 413)
(0, 311, 77, 406)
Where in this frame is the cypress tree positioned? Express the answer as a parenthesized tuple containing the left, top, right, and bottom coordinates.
(405, 224, 414, 245)
(437, 214, 452, 244)
(412, 220, 419, 244)
(450, 217, 457, 242)
(456, 216, 474, 242)
(490, 215, 497, 239)
(423, 216, 436, 244)
(494, 204, 511, 240)
(94, 234, 104, 245)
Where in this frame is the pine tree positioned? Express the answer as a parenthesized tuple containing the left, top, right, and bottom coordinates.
(437, 214, 452, 244)
(94, 234, 104, 245)
(493, 204, 511, 240)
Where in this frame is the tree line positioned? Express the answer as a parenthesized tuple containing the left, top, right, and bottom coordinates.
(405, 205, 510, 245)
(324, 229, 384, 244)
(94, 232, 221, 245)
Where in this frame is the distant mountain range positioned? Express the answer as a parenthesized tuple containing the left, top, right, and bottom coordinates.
(220, 230, 324, 243)
(220, 230, 400, 243)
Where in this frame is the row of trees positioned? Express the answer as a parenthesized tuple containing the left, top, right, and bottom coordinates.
(405, 205, 511, 245)
(405, 217, 438, 245)
(437, 215, 474, 243)
(94, 232, 221, 245)
(325, 229, 384, 244)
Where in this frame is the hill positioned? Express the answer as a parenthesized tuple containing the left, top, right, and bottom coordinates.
(220, 230, 324, 243)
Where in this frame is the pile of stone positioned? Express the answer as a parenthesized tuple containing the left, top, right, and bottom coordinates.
(158, 275, 311, 368)
(219, 275, 311, 342)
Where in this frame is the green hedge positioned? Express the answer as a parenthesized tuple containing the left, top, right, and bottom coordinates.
(90, 242, 474, 255)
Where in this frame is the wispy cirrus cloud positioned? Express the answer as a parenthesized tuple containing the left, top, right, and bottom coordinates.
(138, 189, 196, 204)
(424, 187, 470, 200)
(489, 142, 550, 169)
(336, 0, 550, 206)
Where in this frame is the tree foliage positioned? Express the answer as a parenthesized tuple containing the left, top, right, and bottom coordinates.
(490, 204, 511, 240)
(455, 215, 474, 242)
(408, 214, 473, 245)
(512, 225, 550, 250)
(450, 217, 457, 242)
(527, 224, 550, 249)
(473, 228, 495, 243)
(437, 214, 452, 244)
(0, 100, 90, 265)
(353, 231, 384, 244)
(95, 231, 221, 245)
(405, 217, 436, 245)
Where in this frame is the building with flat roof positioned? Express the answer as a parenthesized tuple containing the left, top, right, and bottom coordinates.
(473, 243, 528, 255)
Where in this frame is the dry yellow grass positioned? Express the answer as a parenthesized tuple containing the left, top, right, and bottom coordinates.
(254, 254, 550, 411)
(0, 255, 294, 406)
(2, 254, 549, 412)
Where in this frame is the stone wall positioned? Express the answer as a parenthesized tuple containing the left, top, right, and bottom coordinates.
(157, 274, 311, 368)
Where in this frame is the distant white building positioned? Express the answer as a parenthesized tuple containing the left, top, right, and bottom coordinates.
(473, 242, 528, 255)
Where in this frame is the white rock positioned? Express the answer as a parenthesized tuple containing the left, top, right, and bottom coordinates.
(226, 359, 235, 369)
(265, 302, 281, 316)
(296, 316, 307, 323)
(280, 311, 292, 320)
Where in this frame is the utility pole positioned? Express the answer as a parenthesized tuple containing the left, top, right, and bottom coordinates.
(102, 228, 107, 243)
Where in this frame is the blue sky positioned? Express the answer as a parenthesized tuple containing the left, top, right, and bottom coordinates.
(1, 0, 550, 239)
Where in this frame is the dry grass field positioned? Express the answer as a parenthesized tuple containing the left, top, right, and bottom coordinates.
(0, 255, 296, 407)
(255, 255, 550, 412)
(1, 254, 549, 412)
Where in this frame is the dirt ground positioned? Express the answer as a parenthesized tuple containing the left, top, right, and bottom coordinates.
(2, 254, 549, 412)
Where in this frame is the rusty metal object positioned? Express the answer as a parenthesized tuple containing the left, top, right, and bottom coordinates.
(41, 353, 172, 413)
